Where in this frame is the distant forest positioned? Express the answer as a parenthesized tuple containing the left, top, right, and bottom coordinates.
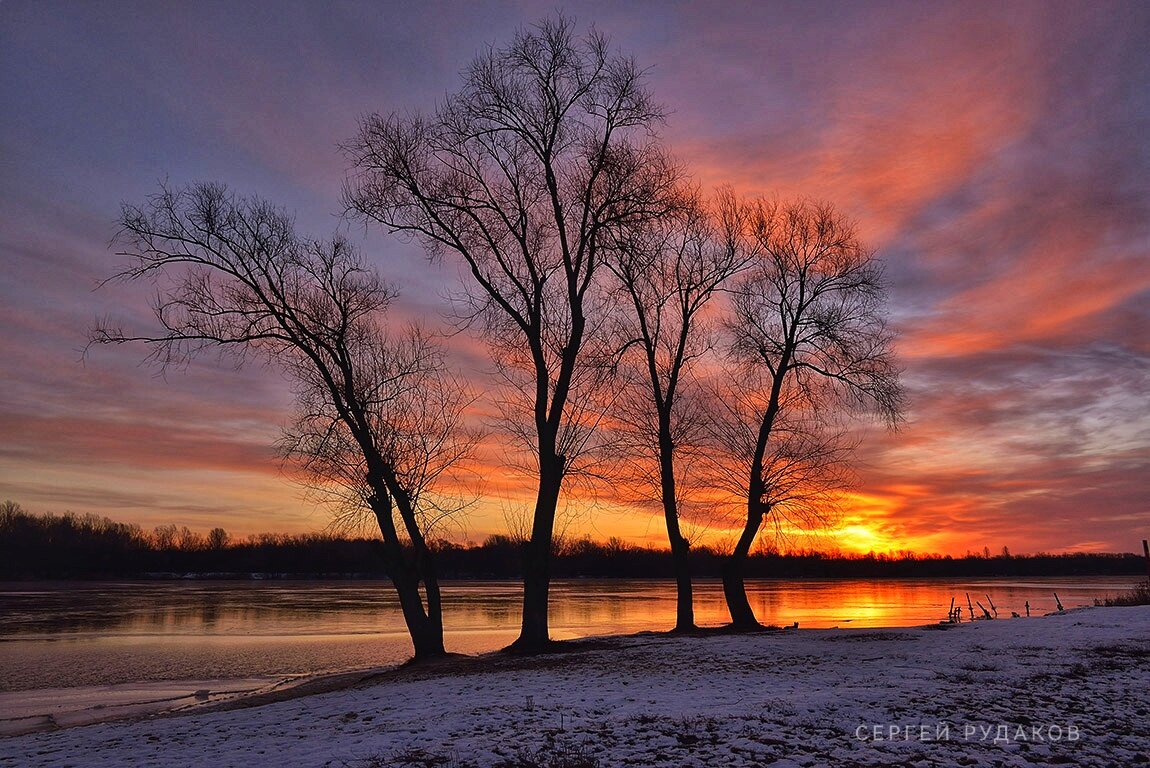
(2, 501, 1145, 581)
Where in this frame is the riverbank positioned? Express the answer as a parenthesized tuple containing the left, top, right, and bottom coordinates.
(0, 671, 376, 738)
(2, 605, 1147, 767)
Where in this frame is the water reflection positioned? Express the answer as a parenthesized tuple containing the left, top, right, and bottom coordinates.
(0, 576, 1137, 692)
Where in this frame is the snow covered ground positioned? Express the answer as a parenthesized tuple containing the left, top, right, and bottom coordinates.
(2, 606, 1147, 767)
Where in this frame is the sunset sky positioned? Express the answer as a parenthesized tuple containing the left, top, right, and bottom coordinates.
(1, 1, 1147, 556)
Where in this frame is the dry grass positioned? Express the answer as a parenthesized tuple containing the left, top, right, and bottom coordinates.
(1094, 580, 1150, 607)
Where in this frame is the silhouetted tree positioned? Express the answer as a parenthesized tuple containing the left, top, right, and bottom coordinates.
(605, 187, 746, 631)
(708, 383, 856, 620)
(176, 525, 206, 551)
(0, 500, 22, 525)
(90, 183, 472, 659)
(344, 15, 677, 650)
(153, 524, 178, 550)
(718, 198, 903, 629)
(207, 527, 230, 550)
(280, 322, 477, 545)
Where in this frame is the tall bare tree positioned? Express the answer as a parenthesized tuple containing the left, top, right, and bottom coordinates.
(343, 15, 677, 650)
(707, 379, 856, 624)
(718, 198, 903, 629)
(90, 182, 473, 659)
(605, 187, 746, 631)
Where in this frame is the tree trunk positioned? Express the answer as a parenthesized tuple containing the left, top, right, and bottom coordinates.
(389, 477, 446, 660)
(418, 552, 444, 651)
(511, 451, 565, 652)
(658, 429, 695, 632)
(722, 508, 764, 630)
(669, 533, 694, 632)
(393, 570, 446, 660)
(372, 503, 446, 660)
(409, 541, 444, 659)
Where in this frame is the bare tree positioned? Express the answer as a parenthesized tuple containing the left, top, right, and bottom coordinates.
(707, 378, 856, 623)
(604, 187, 746, 631)
(207, 527, 230, 550)
(90, 182, 473, 660)
(152, 524, 178, 551)
(280, 323, 477, 545)
(343, 15, 677, 650)
(717, 198, 903, 629)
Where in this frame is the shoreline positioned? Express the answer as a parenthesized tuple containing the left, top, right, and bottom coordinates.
(0, 675, 314, 738)
(1, 629, 732, 738)
(0, 621, 914, 738)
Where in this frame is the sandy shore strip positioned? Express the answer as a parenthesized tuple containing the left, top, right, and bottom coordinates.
(0, 670, 387, 738)
(2, 605, 1147, 767)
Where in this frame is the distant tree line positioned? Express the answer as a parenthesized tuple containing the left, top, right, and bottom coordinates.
(3, 502, 1141, 581)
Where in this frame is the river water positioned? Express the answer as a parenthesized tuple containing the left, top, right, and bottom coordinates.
(0, 576, 1138, 695)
